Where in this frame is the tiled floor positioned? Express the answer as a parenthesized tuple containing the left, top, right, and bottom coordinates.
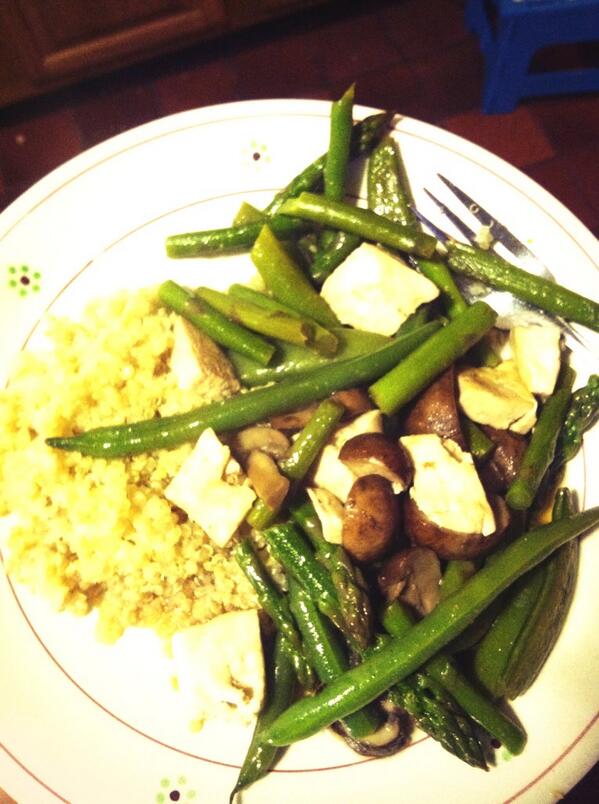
(0, 0, 597, 799)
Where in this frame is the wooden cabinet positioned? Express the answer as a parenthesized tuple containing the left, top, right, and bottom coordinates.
(0, 0, 330, 107)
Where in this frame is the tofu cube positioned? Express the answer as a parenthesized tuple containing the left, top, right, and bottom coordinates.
(320, 243, 439, 336)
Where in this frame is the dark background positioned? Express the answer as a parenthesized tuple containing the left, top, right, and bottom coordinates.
(0, 0, 597, 800)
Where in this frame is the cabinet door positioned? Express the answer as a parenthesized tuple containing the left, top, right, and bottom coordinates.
(0, 0, 225, 82)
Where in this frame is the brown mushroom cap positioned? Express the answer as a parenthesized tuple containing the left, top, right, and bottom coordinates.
(403, 493, 510, 560)
(246, 450, 290, 510)
(378, 546, 442, 616)
(403, 366, 466, 449)
(479, 425, 527, 493)
(338, 432, 412, 491)
(342, 474, 399, 563)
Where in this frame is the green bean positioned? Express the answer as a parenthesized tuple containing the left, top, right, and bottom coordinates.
(288, 579, 383, 740)
(289, 496, 372, 652)
(279, 399, 344, 480)
(228, 326, 389, 387)
(264, 111, 394, 216)
(230, 632, 295, 802)
(234, 540, 314, 690)
(262, 507, 599, 745)
(246, 401, 343, 529)
(382, 603, 526, 755)
(369, 301, 496, 415)
(195, 287, 314, 347)
(506, 367, 575, 511)
(417, 259, 468, 320)
(166, 215, 307, 258)
(317, 85, 358, 260)
(555, 374, 599, 467)
(45, 320, 440, 457)
(251, 225, 339, 328)
(158, 280, 275, 365)
(447, 242, 599, 332)
(309, 232, 361, 284)
(279, 193, 438, 258)
(472, 569, 546, 699)
(324, 84, 354, 204)
(367, 135, 417, 228)
(246, 498, 279, 531)
(462, 417, 495, 461)
(439, 560, 478, 601)
(227, 284, 339, 356)
(263, 523, 347, 642)
(498, 489, 579, 699)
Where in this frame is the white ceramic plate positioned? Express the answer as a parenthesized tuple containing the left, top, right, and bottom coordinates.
(0, 99, 598, 804)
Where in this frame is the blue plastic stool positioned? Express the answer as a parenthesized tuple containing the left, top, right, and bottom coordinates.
(466, 0, 599, 113)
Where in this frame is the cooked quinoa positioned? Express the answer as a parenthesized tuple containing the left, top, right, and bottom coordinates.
(0, 290, 257, 642)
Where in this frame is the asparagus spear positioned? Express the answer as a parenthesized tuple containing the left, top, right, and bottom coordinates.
(289, 496, 373, 653)
(234, 539, 314, 690)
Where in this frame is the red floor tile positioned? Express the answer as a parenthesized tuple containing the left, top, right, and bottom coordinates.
(525, 144, 599, 237)
(382, 0, 469, 60)
(155, 56, 239, 116)
(530, 93, 599, 152)
(71, 80, 161, 149)
(441, 105, 555, 168)
(409, 40, 486, 122)
(348, 61, 426, 120)
(312, 6, 401, 86)
(233, 22, 328, 99)
(0, 107, 82, 188)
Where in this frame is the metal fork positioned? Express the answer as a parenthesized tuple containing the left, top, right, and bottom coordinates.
(415, 173, 593, 349)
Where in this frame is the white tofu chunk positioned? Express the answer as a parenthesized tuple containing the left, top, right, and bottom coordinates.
(510, 324, 561, 397)
(458, 360, 537, 435)
(172, 609, 265, 727)
(170, 316, 240, 399)
(311, 410, 384, 501)
(164, 428, 255, 547)
(320, 243, 439, 336)
(400, 434, 495, 536)
(307, 487, 344, 544)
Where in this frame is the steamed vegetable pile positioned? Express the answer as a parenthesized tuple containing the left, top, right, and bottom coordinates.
(45, 86, 599, 800)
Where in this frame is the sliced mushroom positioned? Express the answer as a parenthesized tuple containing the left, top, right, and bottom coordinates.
(338, 432, 411, 493)
(403, 493, 510, 560)
(306, 487, 344, 545)
(342, 475, 399, 563)
(479, 425, 527, 493)
(377, 547, 442, 615)
(331, 388, 374, 420)
(232, 425, 291, 460)
(403, 366, 466, 449)
(269, 404, 318, 431)
(246, 450, 290, 511)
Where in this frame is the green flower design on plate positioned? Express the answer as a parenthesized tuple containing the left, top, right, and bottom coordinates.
(245, 140, 271, 164)
(156, 775, 197, 803)
(7, 265, 41, 297)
